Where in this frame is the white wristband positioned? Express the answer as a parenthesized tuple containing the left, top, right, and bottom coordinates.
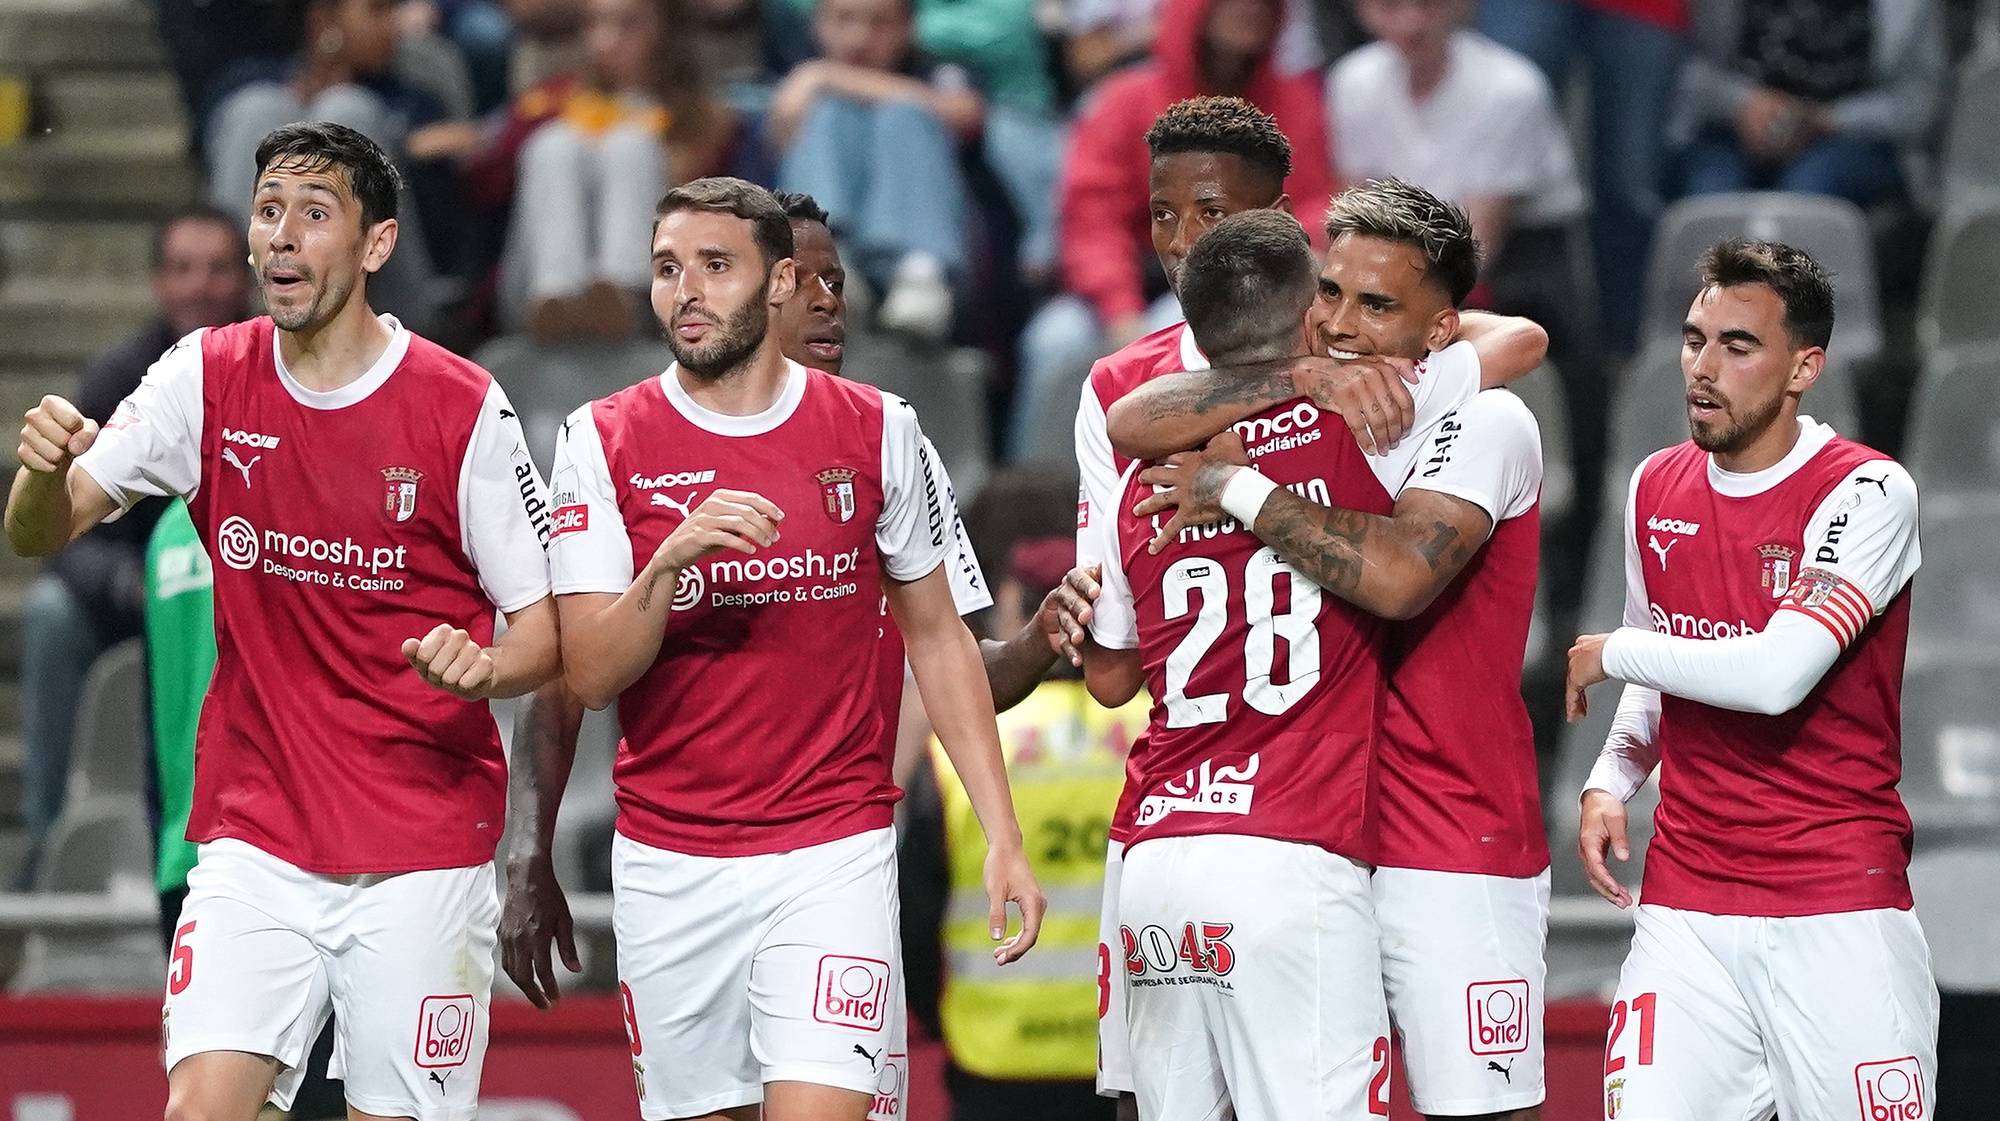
(1219, 468, 1279, 526)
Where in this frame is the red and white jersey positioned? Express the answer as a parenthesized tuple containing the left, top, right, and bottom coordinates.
(872, 444, 991, 755)
(1379, 389, 1548, 877)
(547, 361, 953, 857)
(1625, 418, 1920, 916)
(1074, 322, 1207, 844)
(1088, 343, 1480, 858)
(75, 316, 554, 874)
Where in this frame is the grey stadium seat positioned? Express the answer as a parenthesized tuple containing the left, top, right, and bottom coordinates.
(1898, 648, 2000, 834)
(12, 795, 163, 992)
(1917, 204, 2000, 353)
(1906, 345, 2000, 495)
(840, 327, 995, 504)
(65, 638, 147, 804)
(474, 336, 674, 476)
(1911, 844, 2000, 992)
(1906, 494, 2000, 648)
(1507, 364, 1573, 522)
(1637, 192, 1882, 367)
(1940, 51, 2000, 211)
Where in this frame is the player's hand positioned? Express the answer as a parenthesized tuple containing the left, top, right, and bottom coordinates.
(18, 395, 99, 474)
(1290, 353, 1418, 455)
(1036, 564, 1101, 667)
(1565, 632, 1611, 721)
(985, 840, 1046, 965)
(500, 850, 582, 1009)
(402, 624, 497, 700)
(1578, 788, 1634, 908)
(651, 489, 784, 572)
(1132, 432, 1251, 553)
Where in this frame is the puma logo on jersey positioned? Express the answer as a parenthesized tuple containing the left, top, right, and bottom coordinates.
(651, 491, 697, 517)
(853, 1044, 882, 1072)
(1856, 473, 1889, 497)
(1648, 535, 1676, 571)
(428, 1071, 449, 1093)
(1487, 1059, 1514, 1084)
(222, 447, 260, 488)
(221, 427, 280, 449)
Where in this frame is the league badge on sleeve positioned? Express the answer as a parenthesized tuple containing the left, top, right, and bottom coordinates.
(818, 467, 857, 524)
(382, 466, 424, 523)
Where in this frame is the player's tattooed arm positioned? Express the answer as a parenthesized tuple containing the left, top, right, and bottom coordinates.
(1248, 486, 1489, 621)
(500, 680, 585, 1008)
(1106, 354, 1422, 461)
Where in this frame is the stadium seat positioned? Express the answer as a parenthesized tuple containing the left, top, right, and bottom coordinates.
(11, 794, 163, 993)
(1907, 494, 2000, 648)
(1636, 193, 1883, 367)
(1910, 844, 2000, 992)
(840, 328, 996, 503)
(1906, 345, 2000, 494)
(473, 335, 675, 476)
(1939, 51, 2000, 212)
(1898, 648, 2000, 833)
(1917, 204, 2000, 353)
(64, 639, 147, 805)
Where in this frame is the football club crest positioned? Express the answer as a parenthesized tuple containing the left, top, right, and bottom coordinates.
(1606, 1077, 1625, 1119)
(817, 467, 857, 524)
(382, 466, 424, 523)
(1757, 543, 1797, 599)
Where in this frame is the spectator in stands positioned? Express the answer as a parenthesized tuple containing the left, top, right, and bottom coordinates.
(1329, 0, 1609, 553)
(398, 0, 518, 113)
(506, 0, 738, 339)
(1063, 0, 1325, 91)
(13, 208, 249, 890)
(768, 0, 987, 341)
(203, 0, 452, 330)
(1477, 0, 1686, 355)
(1670, 0, 1947, 206)
(506, 0, 588, 86)
(1014, 0, 1334, 460)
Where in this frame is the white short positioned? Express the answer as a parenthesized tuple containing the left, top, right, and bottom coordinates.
(1096, 838, 1134, 1097)
(1374, 866, 1549, 1116)
(1118, 834, 1390, 1121)
(1604, 904, 1939, 1121)
(162, 839, 499, 1121)
(613, 827, 907, 1120)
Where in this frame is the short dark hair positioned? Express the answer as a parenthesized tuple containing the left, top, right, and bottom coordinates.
(655, 177, 795, 266)
(253, 122, 403, 228)
(772, 190, 831, 228)
(1145, 96, 1293, 187)
(1178, 210, 1318, 361)
(1696, 238, 1835, 350)
(1323, 178, 1481, 306)
(152, 204, 239, 269)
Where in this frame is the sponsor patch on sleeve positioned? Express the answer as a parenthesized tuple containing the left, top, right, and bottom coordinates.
(550, 504, 588, 540)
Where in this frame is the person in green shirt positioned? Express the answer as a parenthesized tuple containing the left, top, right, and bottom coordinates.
(144, 498, 214, 949)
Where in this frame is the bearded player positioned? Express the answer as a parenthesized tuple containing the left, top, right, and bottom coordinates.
(545, 178, 1043, 1121)
(7, 122, 559, 1121)
(1567, 239, 1935, 1120)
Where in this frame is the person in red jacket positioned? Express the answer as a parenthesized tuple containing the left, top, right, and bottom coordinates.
(1008, 0, 1335, 461)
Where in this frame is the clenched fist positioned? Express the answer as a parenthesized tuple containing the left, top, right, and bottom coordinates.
(403, 624, 497, 700)
(18, 395, 99, 474)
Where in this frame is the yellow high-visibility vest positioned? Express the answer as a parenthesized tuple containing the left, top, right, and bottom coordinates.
(933, 679, 1146, 1081)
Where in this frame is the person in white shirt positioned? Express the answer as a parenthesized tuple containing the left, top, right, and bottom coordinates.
(1328, 0, 1609, 578)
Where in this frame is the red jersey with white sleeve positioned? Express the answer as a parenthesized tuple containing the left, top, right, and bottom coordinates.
(872, 446, 991, 754)
(1611, 418, 1920, 916)
(1075, 322, 1208, 844)
(1088, 342, 1481, 857)
(1379, 389, 1549, 876)
(547, 362, 952, 857)
(73, 317, 554, 874)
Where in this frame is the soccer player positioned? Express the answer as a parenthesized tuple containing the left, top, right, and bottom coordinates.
(1566, 239, 1936, 1120)
(6, 122, 560, 1121)
(1080, 208, 1489, 1119)
(545, 177, 1043, 1121)
(1102, 181, 1553, 1120)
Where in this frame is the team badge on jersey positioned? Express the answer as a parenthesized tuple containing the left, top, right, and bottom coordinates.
(818, 467, 857, 524)
(1758, 543, 1797, 599)
(382, 466, 424, 523)
(1606, 1077, 1624, 1119)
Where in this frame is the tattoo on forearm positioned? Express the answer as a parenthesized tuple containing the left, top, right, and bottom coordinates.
(1129, 361, 1295, 426)
(1255, 491, 1370, 595)
(637, 567, 670, 612)
(1416, 521, 1465, 572)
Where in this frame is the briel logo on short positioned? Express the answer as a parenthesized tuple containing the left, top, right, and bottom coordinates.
(1855, 1057, 1925, 1120)
(413, 994, 476, 1070)
(1466, 980, 1530, 1056)
(813, 955, 891, 1031)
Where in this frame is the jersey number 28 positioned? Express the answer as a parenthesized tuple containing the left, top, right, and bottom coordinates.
(1161, 547, 1321, 727)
